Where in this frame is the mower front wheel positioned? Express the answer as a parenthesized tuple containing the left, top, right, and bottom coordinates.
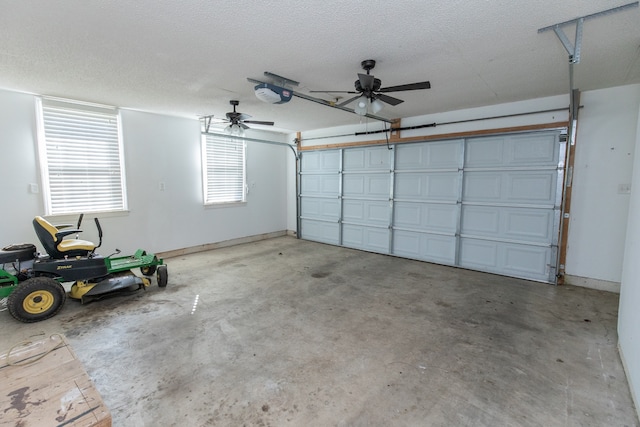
(140, 265, 157, 276)
(7, 277, 66, 323)
(157, 265, 168, 288)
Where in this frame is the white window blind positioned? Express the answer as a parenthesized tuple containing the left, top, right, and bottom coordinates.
(202, 133, 246, 204)
(37, 98, 127, 215)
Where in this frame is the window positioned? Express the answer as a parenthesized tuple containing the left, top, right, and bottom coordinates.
(201, 133, 246, 204)
(36, 97, 127, 215)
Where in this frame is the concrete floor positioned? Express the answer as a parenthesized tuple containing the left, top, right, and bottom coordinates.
(1, 236, 638, 426)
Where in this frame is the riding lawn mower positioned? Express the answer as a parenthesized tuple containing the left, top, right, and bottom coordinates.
(0, 215, 167, 323)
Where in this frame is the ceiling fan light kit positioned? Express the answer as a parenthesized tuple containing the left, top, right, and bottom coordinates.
(225, 123, 245, 136)
(354, 96, 369, 115)
(309, 59, 431, 118)
(371, 98, 384, 114)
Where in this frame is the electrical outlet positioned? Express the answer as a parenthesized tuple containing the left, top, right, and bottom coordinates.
(29, 183, 39, 193)
(159, 182, 166, 191)
(618, 183, 631, 194)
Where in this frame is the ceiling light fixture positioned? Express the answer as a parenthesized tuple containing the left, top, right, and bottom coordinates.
(225, 123, 244, 136)
(371, 98, 384, 114)
(354, 95, 369, 116)
(353, 95, 384, 116)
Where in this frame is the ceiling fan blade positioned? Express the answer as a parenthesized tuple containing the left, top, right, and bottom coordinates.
(239, 123, 250, 130)
(358, 73, 375, 90)
(243, 120, 274, 126)
(337, 95, 362, 107)
(379, 81, 431, 92)
(237, 113, 252, 121)
(309, 90, 358, 94)
(376, 93, 404, 106)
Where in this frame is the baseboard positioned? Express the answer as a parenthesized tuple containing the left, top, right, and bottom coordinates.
(157, 230, 288, 259)
(563, 274, 621, 293)
(618, 342, 640, 422)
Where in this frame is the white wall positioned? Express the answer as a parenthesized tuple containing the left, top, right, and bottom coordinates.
(566, 85, 640, 284)
(618, 102, 640, 420)
(0, 90, 44, 240)
(289, 85, 640, 288)
(0, 89, 289, 256)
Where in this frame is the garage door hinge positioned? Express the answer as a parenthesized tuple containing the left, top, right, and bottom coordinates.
(559, 134, 568, 142)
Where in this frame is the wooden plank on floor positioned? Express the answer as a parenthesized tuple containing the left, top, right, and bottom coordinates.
(0, 334, 111, 427)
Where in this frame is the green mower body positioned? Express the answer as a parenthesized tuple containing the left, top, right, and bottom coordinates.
(1, 216, 168, 323)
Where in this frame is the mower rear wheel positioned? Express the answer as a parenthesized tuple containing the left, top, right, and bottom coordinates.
(140, 265, 157, 276)
(157, 265, 168, 288)
(7, 277, 66, 323)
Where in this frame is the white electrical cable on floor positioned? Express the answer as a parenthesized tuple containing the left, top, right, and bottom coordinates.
(5, 333, 65, 366)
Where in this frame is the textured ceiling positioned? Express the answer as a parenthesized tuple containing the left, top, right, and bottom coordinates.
(0, 0, 639, 133)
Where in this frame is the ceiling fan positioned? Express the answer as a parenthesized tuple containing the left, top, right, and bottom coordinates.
(311, 59, 431, 115)
(202, 100, 274, 135)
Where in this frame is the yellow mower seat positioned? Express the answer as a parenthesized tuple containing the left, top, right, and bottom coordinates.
(33, 216, 97, 259)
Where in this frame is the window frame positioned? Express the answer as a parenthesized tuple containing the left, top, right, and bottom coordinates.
(201, 133, 247, 205)
(35, 97, 128, 216)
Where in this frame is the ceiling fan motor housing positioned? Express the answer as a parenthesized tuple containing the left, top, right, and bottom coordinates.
(355, 78, 382, 93)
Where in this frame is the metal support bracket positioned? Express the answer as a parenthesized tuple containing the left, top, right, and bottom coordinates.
(539, 2, 638, 64)
(552, 18, 584, 63)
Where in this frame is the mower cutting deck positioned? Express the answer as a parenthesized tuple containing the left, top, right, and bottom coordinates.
(0, 215, 168, 323)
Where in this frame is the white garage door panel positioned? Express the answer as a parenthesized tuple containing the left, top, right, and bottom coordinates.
(461, 205, 554, 244)
(395, 140, 462, 170)
(463, 171, 557, 205)
(342, 224, 389, 253)
(301, 150, 340, 172)
(393, 230, 456, 264)
(459, 238, 499, 268)
(300, 198, 340, 220)
(465, 137, 505, 167)
(394, 201, 458, 234)
(394, 172, 460, 201)
(301, 219, 339, 245)
(509, 134, 558, 166)
(343, 146, 391, 171)
(459, 238, 551, 281)
(507, 172, 556, 204)
(503, 244, 550, 277)
(465, 134, 558, 167)
(505, 209, 554, 243)
(343, 199, 389, 226)
(301, 174, 339, 197)
(343, 174, 390, 198)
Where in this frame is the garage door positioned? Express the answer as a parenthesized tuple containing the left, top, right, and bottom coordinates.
(299, 150, 341, 245)
(299, 130, 565, 283)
